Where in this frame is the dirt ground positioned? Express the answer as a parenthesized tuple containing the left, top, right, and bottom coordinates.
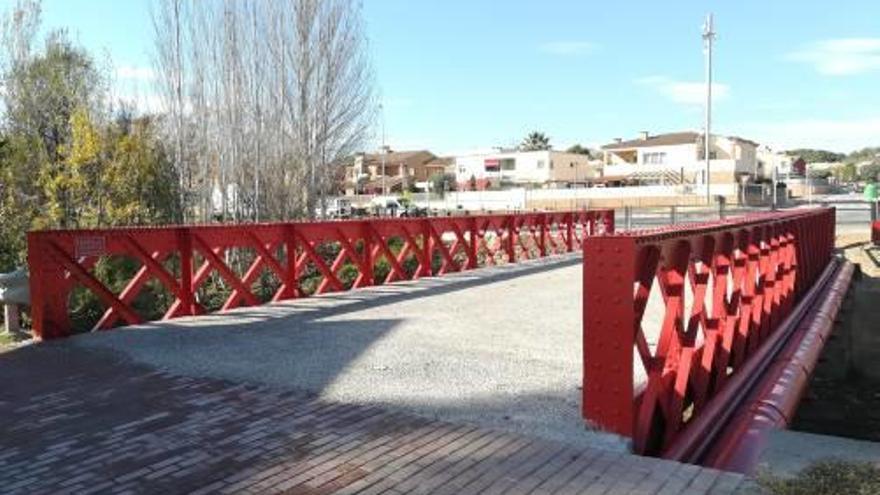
(791, 230, 880, 441)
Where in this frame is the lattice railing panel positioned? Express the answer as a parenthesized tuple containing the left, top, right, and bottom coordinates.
(582, 208, 834, 455)
(29, 210, 614, 339)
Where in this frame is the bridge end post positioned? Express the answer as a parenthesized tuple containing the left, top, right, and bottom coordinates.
(582, 233, 635, 440)
(27, 232, 71, 340)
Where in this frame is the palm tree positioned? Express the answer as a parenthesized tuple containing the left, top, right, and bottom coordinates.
(520, 131, 551, 151)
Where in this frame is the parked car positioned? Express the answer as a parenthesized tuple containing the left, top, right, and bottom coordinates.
(318, 198, 352, 219)
(401, 206, 428, 217)
(370, 196, 403, 217)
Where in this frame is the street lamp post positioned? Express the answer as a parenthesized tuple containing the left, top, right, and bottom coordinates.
(703, 13, 715, 204)
(381, 148, 386, 197)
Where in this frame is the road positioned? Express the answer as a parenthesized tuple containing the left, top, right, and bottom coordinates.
(616, 196, 876, 231)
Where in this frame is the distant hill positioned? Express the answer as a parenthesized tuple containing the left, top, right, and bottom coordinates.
(784, 149, 846, 163)
(848, 147, 880, 163)
(784, 147, 880, 165)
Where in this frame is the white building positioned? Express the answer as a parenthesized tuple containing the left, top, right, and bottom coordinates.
(600, 131, 759, 186)
(757, 145, 795, 179)
(453, 149, 599, 190)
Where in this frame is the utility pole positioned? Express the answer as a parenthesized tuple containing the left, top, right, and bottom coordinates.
(772, 164, 778, 210)
(703, 13, 715, 204)
(380, 103, 387, 198)
(807, 163, 813, 205)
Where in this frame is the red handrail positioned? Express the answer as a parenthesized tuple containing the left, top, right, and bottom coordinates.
(28, 210, 614, 340)
(582, 208, 835, 455)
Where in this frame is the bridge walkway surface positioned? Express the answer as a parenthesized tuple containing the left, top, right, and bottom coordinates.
(1, 256, 750, 494)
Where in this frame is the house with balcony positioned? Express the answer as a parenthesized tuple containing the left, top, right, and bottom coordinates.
(600, 131, 759, 187)
(453, 149, 600, 190)
(343, 150, 451, 195)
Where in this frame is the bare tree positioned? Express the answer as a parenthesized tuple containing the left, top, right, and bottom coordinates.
(0, 0, 41, 76)
(151, 0, 188, 222)
(151, 0, 375, 222)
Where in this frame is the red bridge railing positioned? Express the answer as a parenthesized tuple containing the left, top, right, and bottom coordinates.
(582, 208, 835, 455)
(28, 210, 613, 340)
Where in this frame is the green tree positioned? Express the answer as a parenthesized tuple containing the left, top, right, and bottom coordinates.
(1, 26, 106, 230)
(428, 172, 456, 196)
(566, 143, 595, 157)
(847, 147, 880, 163)
(520, 131, 551, 151)
(37, 106, 104, 228)
(860, 163, 880, 182)
(832, 162, 858, 183)
(0, 0, 180, 273)
(102, 116, 181, 225)
(0, 135, 41, 270)
(785, 148, 846, 163)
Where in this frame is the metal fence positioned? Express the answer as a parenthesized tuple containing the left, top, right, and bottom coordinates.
(28, 210, 614, 340)
(582, 207, 835, 455)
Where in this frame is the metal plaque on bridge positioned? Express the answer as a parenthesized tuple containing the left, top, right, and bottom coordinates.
(75, 236, 107, 258)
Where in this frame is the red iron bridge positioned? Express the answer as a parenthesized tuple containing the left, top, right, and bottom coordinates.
(15, 207, 856, 492)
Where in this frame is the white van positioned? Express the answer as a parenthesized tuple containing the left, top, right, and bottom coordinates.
(318, 198, 352, 219)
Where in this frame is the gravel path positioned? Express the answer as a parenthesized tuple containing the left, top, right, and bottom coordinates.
(74, 254, 632, 452)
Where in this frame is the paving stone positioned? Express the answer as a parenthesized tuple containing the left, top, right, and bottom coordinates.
(0, 334, 745, 495)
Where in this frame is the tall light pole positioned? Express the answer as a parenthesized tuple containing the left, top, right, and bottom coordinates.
(380, 103, 387, 198)
(807, 163, 813, 205)
(703, 13, 715, 204)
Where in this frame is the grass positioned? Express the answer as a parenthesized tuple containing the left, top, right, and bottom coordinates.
(758, 460, 880, 495)
(0, 330, 31, 352)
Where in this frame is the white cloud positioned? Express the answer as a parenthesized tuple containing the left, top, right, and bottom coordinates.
(787, 38, 880, 76)
(636, 76, 729, 105)
(116, 65, 156, 81)
(741, 117, 880, 152)
(538, 41, 596, 56)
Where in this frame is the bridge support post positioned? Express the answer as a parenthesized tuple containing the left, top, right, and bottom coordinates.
(177, 228, 195, 316)
(539, 213, 547, 257)
(422, 220, 434, 277)
(278, 224, 299, 300)
(468, 217, 478, 269)
(566, 212, 574, 252)
(582, 235, 636, 439)
(362, 222, 374, 286)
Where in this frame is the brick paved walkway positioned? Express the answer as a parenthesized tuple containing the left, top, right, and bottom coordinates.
(0, 344, 748, 494)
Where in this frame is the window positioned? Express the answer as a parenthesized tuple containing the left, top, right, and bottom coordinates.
(500, 158, 516, 170)
(536, 160, 545, 169)
(459, 166, 467, 175)
(550, 160, 554, 170)
(569, 162, 575, 168)
(701, 151, 718, 159)
(643, 152, 666, 164)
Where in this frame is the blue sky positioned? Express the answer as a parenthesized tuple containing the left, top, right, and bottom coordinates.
(19, 0, 880, 153)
